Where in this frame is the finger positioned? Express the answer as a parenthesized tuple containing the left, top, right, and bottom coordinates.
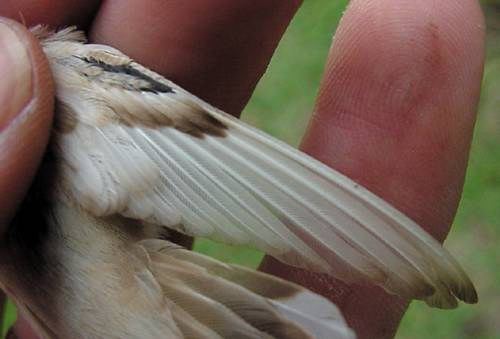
(89, 0, 302, 115)
(261, 0, 485, 338)
(0, 1, 101, 28)
(0, 18, 54, 232)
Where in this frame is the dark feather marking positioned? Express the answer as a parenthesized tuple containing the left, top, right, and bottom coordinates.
(76, 56, 174, 94)
(174, 103, 228, 138)
(114, 102, 228, 138)
(72, 56, 228, 138)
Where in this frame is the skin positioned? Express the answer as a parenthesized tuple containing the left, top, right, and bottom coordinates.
(0, 1, 485, 338)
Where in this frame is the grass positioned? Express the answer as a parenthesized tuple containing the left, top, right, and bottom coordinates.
(4, 2, 500, 338)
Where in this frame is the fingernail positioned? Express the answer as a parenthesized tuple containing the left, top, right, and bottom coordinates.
(0, 22, 33, 132)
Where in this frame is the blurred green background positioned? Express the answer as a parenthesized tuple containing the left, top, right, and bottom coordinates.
(3, 2, 499, 338)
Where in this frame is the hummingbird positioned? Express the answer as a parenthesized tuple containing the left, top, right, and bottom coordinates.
(0, 26, 477, 338)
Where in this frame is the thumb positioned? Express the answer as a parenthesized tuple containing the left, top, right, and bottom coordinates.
(0, 18, 54, 233)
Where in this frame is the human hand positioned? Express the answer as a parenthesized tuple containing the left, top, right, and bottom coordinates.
(0, 0, 485, 338)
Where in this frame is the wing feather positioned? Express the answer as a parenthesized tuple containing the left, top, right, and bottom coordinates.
(42, 28, 477, 308)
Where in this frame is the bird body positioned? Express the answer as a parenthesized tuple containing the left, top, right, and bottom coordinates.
(0, 26, 477, 338)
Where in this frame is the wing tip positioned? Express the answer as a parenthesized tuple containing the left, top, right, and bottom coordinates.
(440, 270, 479, 306)
(456, 284, 479, 305)
(422, 281, 478, 309)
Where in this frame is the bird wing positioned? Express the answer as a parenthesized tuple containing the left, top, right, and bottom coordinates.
(40, 27, 477, 308)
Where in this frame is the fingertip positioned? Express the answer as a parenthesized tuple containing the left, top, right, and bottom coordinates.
(0, 18, 54, 230)
(313, 0, 485, 144)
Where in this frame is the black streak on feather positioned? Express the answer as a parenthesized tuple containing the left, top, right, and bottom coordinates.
(77, 56, 174, 94)
(73, 56, 228, 138)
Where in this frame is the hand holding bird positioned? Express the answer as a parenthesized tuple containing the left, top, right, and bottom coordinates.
(0, 1, 485, 338)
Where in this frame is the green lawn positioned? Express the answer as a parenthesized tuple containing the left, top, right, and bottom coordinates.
(4, 2, 500, 338)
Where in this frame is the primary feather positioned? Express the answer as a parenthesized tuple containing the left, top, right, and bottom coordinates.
(1, 25, 477, 338)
